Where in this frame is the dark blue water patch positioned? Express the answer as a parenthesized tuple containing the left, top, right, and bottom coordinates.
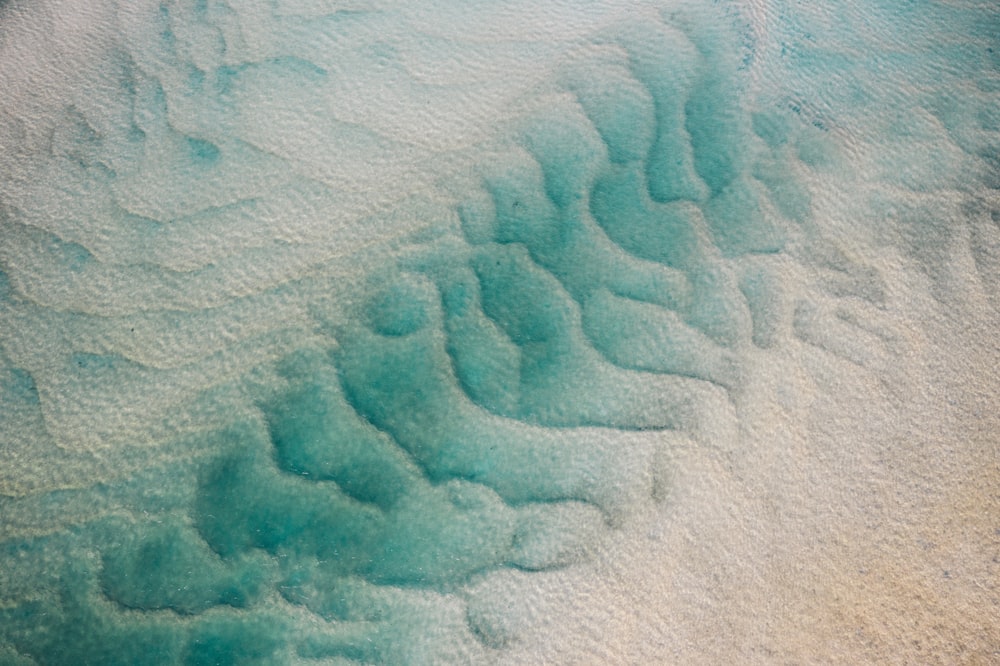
(0, 366, 38, 404)
(522, 112, 604, 211)
(0, 526, 300, 665)
(195, 388, 536, 589)
(211, 56, 328, 117)
(457, 192, 497, 245)
(739, 265, 785, 349)
(333, 277, 659, 499)
(474, 157, 609, 304)
(185, 137, 221, 165)
(0, 549, 185, 666)
(100, 516, 270, 614)
(186, 67, 206, 94)
(683, 69, 746, 195)
(262, 350, 415, 509)
(127, 122, 147, 143)
(589, 163, 702, 269)
(362, 480, 515, 586)
(752, 110, 792, 148)
(213, 64, 243, 98)
(485, 164, 564, 260)
(363, 276, 432, 337)
(703, 177, 787, 256)
(44, 235, 94, 273)
(193, 425, 384, 563)
(134, 76, 170, 133)
(59, 107, 102, 151)
(265, 56, 329, 80)
(564, 64, 655, 166)
(581, 288, 740, 388)
(71, 352, 126, 371)
(158, 3, 179, 53)
(612, 21, 709, 203)
(334, 328, 457, 474)
(184, 615, 286, 666)
(437, 266, 522, 414)
(472, 245, 573, 351)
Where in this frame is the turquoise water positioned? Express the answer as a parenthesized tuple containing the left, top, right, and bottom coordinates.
(0, 0, 998, 663)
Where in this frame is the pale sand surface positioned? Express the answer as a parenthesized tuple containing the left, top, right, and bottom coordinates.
(489, 236, 1000, 664)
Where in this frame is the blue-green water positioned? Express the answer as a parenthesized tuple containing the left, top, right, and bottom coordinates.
(0, 0, 997, 663)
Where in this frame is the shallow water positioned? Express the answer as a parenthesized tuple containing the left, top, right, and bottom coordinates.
(1, 0, 998, 663)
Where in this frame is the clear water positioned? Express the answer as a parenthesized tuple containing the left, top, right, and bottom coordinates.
(0, 0, 997, 663)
